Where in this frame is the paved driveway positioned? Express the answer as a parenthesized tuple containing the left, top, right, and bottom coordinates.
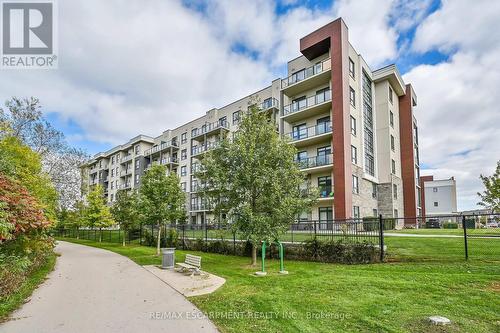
(0, 241, 218, 333)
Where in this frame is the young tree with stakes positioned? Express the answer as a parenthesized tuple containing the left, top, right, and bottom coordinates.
(84, 185, 115, 242)
(198, 106, 316, 266)
(139, 165, 186, 255)
(111, 189, 140, 246)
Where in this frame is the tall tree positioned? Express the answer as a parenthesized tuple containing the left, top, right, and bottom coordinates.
(84, 185, 115, 242)
(1, 97, 90, 210)
(477, 160, 500, 213)
(139, 165, 186, 255)
(198, 106, 315, 265)
(111, 190, 140, 246)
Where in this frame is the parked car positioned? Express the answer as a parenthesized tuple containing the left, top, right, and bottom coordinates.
(486, 220, 498, 228)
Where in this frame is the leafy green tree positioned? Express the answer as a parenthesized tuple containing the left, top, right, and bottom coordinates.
(111, 190, 140, 246)
(0, 136, 58, 223)
(139, 165, 186, 255)
(478, 160, 500, 213)
(84, 185, 115, 242)
(198, 106, 315, 265)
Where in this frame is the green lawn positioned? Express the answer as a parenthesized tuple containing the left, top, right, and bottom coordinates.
(0, 253, 57, 322)
(390, 228, 499, 236)
(57, 237, 500, 333)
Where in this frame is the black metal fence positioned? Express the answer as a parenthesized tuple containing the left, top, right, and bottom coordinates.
(54, 213, 499, 262)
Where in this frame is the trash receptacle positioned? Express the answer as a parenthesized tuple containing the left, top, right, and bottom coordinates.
(161, 248, 175, 269)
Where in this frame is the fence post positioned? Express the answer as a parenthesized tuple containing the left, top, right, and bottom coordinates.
(462, 215, 468, 260)
(378, 214, 384, 262)
(313, 220, 317, 239)
(182, 224, 186, 250)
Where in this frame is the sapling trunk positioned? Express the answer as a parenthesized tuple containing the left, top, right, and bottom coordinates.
(156, 222, 161, 256)
(122, 229, 126, 247)
(251, 243, 257, 266)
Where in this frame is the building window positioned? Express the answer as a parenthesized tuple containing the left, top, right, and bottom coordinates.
(391, 159, 396, 174)
(350, 116, 356, 135)
(232, 111, 240, 125)
(390, 111, 394, 128)
(352, 175, 359, 194)
(394, 209, 398, 218)
(351, 145, 357, 164)
(181, 182, 186, 192)
(111, 169, 114, 177)
(111, 156, 115, 164)
(373, 209, 378, 217)
(181, 166, 187, 177)
(191, 128, 198, 137)
(292, 123, 307, 140)
(393, 184, 398, 199)
(319, 207, 333, 222)
(181, 132, 187, 144)
(434, 201, 438, 207)
(135, 160, 140, 169)
(372, 183, 377, 198)
(353, 206, 360, 219)
(134, 145, 140, 154)
(433, 187, 438, 193)
(362, 72, 375, 177)
(389, 86, 393, 104)
(135, 174, 139, 184)
(110, 194, 114, 202)
(111, 182, 114, 190)
(219, 116, 227, 126)
(349, 58, 355, 78)
(318, 176, 332, 198)
(349, 87, 356, 107)
(181, 149, 187, 160)
(391, 135, 395, 151)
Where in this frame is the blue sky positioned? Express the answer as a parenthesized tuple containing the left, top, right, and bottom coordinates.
(1, 0, 499, 210)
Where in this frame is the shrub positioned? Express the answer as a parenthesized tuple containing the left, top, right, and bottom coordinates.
(443, 222, 458, 229)
(165, 228, 179, 248)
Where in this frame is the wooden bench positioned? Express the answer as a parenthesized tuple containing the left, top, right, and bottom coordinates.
(176, 254, 202, 275)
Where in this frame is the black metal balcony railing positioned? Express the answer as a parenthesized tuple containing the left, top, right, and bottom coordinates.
(191, 163, 205, 174)
(160, 157, 178, 165)
(144, 140, 179, 156)
(286, 121, 332, 141)
(283, 89, 331, 117)
(193, 120, 229, 138)
(295, 153, 333, 170)
(281, 58, 331, 89)
(319, 186, 334, 198)
(190, 203, 211, 211)
(191, 141, 221, 156)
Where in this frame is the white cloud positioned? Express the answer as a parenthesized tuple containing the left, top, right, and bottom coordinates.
(405, 0, 500, 210)
(0, 0, 273, 145)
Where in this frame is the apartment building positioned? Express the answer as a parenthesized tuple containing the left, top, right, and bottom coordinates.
(419, 176, 458, 218)
(83, 18, 421, 226)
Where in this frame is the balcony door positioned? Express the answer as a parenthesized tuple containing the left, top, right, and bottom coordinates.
(316, 146, 331, 166)
(316, 116, 330, 135)
(319, 207, 333, 230)
(292, 123, 307, 140)
(318, 176, 332, 198)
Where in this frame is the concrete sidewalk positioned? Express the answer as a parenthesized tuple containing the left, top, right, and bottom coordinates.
(0, 241, 218, 333)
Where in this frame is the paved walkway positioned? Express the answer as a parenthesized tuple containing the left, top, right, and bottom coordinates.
(0, 241, 218, 333)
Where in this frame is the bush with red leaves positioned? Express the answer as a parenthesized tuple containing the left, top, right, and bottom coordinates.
(0, 174, 51, 241)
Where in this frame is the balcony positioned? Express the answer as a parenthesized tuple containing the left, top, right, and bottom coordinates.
(119, 183, 131, 190)
(282, 89, 331, 122)
(285, 121, 332, 148)
(295, 154, 333, 172)
(190, 203, 211, 212)
(191, 182, 210, 193)
(144, 140, 179, 156)
(281, 58, 331, 96)
(99, 175, 109, 183)
(120, 154, 133, 164)
(191, 141, 221, 157)
(191, 163, 205, 174)
(89, 168, 98, 175)
(318, 186, 334, 200)
(192, 120, 229, 141)
(160, 157, 179, 165)
(249, 98, 279, 112)
(120, 169, 132, 177)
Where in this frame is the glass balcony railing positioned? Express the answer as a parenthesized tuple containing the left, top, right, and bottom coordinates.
(283, 89, 331, 117)
(295, 153, 333, 170)
(285, 121, 332, 142)
(281, 58, 331, 89)
(160, 157, 178, 165)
